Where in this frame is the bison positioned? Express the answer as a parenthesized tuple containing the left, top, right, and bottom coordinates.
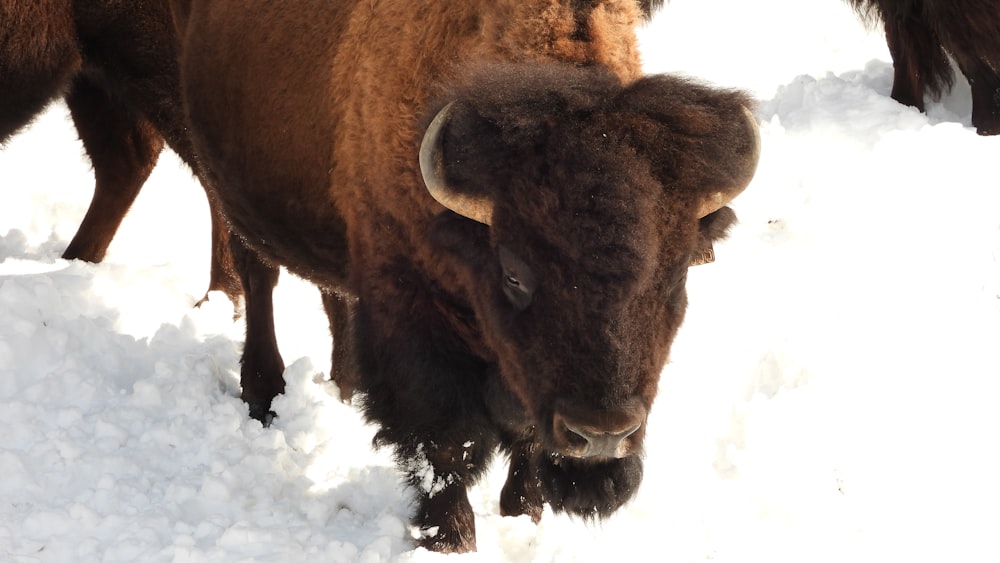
(847, 0, 1000, 135)
(0, 0, 240, 302)
(171, 0, 759, 553)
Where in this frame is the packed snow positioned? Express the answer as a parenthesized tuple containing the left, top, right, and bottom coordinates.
(3, 1, 1000, 561)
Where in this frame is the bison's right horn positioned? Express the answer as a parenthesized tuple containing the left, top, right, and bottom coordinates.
(419, 102, 494, 225)
(695, 106, 761, 218)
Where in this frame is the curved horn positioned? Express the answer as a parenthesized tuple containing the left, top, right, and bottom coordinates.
(419, 102, 494, 225)
(696, 106, 761, 218)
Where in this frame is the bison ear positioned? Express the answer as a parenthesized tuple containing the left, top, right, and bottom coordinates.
(613, 75, 760, 218)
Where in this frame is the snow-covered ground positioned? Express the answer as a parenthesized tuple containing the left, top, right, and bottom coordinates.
(3, 1, 1000, 561)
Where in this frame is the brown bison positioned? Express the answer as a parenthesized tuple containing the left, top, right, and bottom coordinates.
(0, 0, 240, 302)
(172, 0, 759, 553)
(848, 0, 1000, 135)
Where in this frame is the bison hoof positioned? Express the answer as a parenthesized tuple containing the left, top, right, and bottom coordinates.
(414, 485, 477, 553)
(247, 402, 277, 427)
(416, 526, 476, 554)
(499, 492, 543, 523)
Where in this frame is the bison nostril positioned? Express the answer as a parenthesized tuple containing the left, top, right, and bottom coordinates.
(563, 424, 592, 454)
(552, 403, 647, 459)
(562, 422, 642, 459)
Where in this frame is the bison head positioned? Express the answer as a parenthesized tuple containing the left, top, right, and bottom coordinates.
(419, 63, 758, 518)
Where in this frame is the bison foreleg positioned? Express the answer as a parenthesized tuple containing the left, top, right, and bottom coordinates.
(499, 438, 544, 523)
(200, 200, 243, 306)
(320, 289, 361, 403)
(953, 56, 1000, 136)
(356, 291, 499, 551)
(231, 240, 284, 424)
(970, 76, 1000, 136)
(413, 477, 477, 553)
(400, 439, 492, 553)
(62, 75, 163, 263)
(882, 14, 954, 113)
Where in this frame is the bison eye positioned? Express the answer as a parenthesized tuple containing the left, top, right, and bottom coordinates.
(499, 245, 537, 311)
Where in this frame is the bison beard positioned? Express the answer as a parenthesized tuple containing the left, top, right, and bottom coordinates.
(504, 446, 646, 520)
(540, 455, 644, 518)
(847, 0, 1000, 135)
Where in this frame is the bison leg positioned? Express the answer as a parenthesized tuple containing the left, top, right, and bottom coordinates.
(198, 201, 243, 306)
(320, 289, 360, 403)
(402, 439, 490, 553)
(969, 73, 1000, 136)
(62, 75, 163, 263)
(0, 0, 80, 143)
(231, 239, 284, 424)
(357, 300, 499, 552)
(882, 15, 953, 112)
(952, 57, 1000, 136)
(883, 18, 926, 111)
(63, 76, 244, 303)
(390, 425, 496, 553)
(499, 438, 544, 523)
(412, 469, 477, 553)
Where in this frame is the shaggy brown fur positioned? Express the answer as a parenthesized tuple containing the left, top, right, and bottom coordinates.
(175, 0, 757, 553)
(847, 0, 1000, 135)
(0, 0, 241, 300)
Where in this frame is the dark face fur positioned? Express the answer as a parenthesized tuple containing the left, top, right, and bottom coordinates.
(425, 62, 754, 517)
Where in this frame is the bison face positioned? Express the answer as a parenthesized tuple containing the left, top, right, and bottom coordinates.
(421, 63, 758, 517)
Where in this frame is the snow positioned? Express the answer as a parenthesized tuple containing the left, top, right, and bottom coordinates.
(3, 1, 1000, 560)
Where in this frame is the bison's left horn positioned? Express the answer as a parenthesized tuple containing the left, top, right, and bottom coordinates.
(419, 102, 494, 225)
(696, 106, 761, 218)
